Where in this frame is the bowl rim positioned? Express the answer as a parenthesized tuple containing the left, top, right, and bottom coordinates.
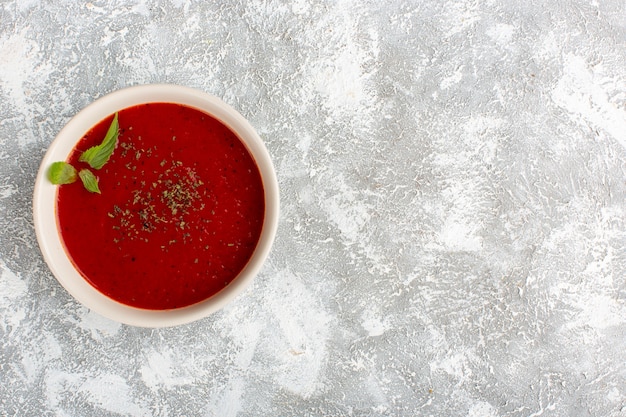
(33, 84, 279, 327)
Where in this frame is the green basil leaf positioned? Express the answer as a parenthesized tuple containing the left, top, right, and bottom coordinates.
(78, 169, 101, 194)
(79, 112, 119, 170)
(48, 161, 77, 184)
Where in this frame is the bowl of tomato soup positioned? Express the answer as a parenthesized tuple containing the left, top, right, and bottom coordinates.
(33, 84, 279, 327)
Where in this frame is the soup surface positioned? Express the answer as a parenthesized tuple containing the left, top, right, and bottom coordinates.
(56, 103, 265, 309)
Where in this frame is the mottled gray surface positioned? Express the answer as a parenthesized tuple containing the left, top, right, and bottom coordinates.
(1, 0, 625, 416)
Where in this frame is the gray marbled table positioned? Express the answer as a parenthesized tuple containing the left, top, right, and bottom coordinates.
(1, 1, 625, 416)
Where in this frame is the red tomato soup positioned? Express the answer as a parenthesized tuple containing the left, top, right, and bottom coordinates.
(56, 103, 265, 309)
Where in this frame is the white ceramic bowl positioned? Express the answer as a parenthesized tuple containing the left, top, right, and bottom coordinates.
(33, 84, 279, 327)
